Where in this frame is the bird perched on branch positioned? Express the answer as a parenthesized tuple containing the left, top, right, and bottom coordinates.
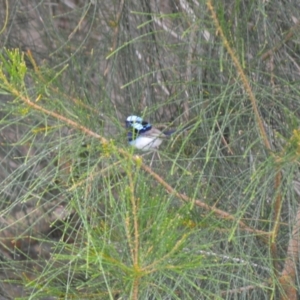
(126, 115, 174, 151)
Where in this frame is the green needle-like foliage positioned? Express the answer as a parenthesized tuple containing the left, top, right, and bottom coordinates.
(1, 1, 300, 299)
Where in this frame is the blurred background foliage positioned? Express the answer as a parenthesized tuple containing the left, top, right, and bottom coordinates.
(1, 0, 300, 299)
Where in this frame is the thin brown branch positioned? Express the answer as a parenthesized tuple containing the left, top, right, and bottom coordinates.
(17, 90, 269, 240)
(141, 163, 269, 241)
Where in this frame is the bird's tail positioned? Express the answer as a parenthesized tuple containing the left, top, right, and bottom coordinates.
(162, 123, 192, 136)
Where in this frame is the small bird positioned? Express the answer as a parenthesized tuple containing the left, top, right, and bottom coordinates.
(126, 115, 171, 151)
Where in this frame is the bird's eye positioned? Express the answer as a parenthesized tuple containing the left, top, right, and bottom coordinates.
(125, 121, 132, 128)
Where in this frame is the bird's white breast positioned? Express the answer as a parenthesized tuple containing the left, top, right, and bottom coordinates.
(130, 136, 163, 151)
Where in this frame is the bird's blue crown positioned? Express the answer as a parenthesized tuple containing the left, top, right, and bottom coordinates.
(126, 115, 143, 124)
(126, 115, 152, 142)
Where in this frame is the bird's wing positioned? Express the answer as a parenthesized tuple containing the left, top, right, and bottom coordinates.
(142, 128, 167, 138)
